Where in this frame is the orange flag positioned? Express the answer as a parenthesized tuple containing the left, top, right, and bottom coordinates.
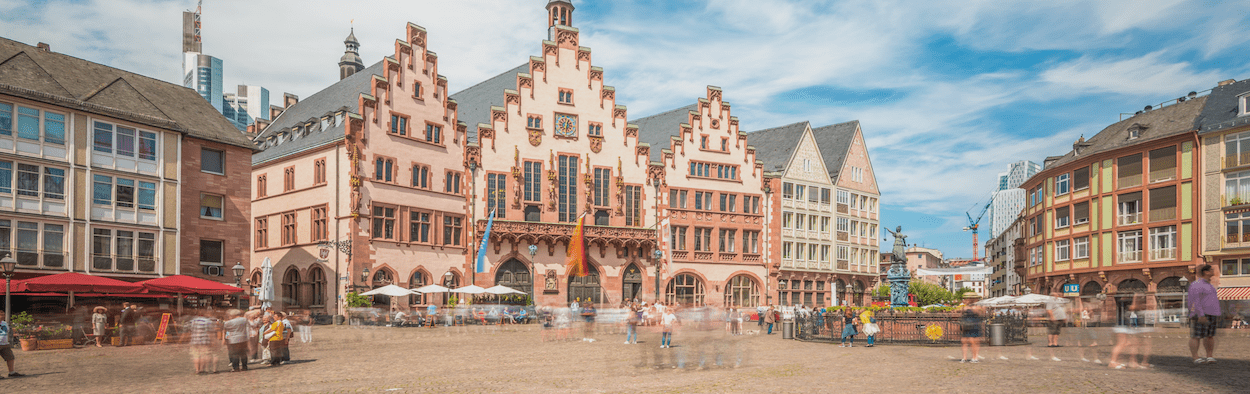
(565, 216, 588, 277)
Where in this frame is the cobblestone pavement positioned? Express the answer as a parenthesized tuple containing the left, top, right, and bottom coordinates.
(3, 324, 1248, 393)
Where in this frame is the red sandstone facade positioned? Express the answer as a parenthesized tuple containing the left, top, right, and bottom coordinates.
(181, 137, 252, 282)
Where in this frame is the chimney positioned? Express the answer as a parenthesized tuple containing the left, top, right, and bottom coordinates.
(1219, 79, 1237, 87)
(36, 42, 50, 52)
(283, 93, 299, 108)
(254, 118, 271, 134)
(270, 105, 285, 120)
(1072, 135, 1091, 154)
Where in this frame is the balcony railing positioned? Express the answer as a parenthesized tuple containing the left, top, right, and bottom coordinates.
(693, 252, 714, 261)
(1118, 250, 1142, 263)
(1118, 212, 1141, 225)
(9, 249, 67, 269)
(671, 250, 689, 260)
(1150, 248, 1176, 261)
(92, 253, 157, 273)
(719, 253, 738, 262)
(742, 253, 761, 263)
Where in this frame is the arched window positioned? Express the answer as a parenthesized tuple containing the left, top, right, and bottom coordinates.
(282, 269, 301, 308)
(1080, 281, 1102, 297)
(622, 264, 643, 302)
(834, 279, 847, 306)
(496, 259, 532, 297)
(723, 275, 758, 308)
(853, 280, 865, 306)
(372, 270, 393, 306)
(441, 272, 459, 305)
(409, 271, 427, 305)
(309, 267, 326, 307)
(568, 269, 602, 305)
(1156, 277, 1183, 294)
(1117, 278, 1146, 294)
(666, 273, 705, 306)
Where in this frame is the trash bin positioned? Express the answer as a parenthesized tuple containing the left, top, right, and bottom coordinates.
(782, 320, 794, 339)
(989, 323, 1005, 346)
(334, 314, 345, 325)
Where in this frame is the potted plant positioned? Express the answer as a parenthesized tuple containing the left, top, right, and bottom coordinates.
(33, 325, 73, 350)
(10, 311, 37, 351)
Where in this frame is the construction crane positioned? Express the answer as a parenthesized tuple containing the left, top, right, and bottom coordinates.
(963, 198, 992, 261)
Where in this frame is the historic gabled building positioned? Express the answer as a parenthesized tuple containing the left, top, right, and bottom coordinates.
(451, 0, 659, 306)
(250, 23, 467, 314)
(0, 37, 254, 286)
(749, 121, 881, 307)
(1198, 78, 1250, 302)
(1021, 95, 1204, 324)
(633, 87, 769, 308)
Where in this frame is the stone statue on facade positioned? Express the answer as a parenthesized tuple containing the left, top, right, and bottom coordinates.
(885, 226, 912, 307)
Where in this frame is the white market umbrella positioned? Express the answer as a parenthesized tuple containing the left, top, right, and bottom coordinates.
(259, 257, 276, 308)
(484, 285, 525, 295)
(361, 284, 418, 297)
(413, 284, 450, 293)
(451, 285, 487, 294)
(977, 295, 1018, 306)
(1011, 293, 1070, 306)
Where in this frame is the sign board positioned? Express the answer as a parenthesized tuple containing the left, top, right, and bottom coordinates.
(153, 313, 171, 344)
(1063, 283, 1080, 296)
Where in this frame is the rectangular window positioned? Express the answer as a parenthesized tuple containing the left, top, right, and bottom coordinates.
(314, 158, 327, 185)
(1149, 226, 1176, 261)
(821, 245, 830, 262)
(390, 114, 408, 136)
(114, 178, 134, 208)
(1055, 206, 1070, 228)
(720, 138, 728, 152)
(444, 171, 462, 194)
(92, 175, 111, 205)
(782, 212, 793, 228)
(255, 218, 268, 248)
(371, 206, 395, 240)
(487, 173, 507, 217)
(1055, 239, 1070, 261)
(743, 231, 759, 254)
(1117, 154, 1142, 189)
(201, 194, 223, 219)
(16, 106, 38, 141)
(782, 182, 794, 199)
(93, 121, 113, 153)
(1118, 230, 1142, 263)
(782, 242, 792, 259)
(200, 240, 223, 275)
(256, 175, 267, 198)
(624, 185, 641, 226)
(201, 148, 225, 174)
(1055, 173, 1070, 195)
(837, 190, 850, 205)
(0, 103, 10, 136)
(442, 215, 463, 246)
(743, 195, 759, 214)
(43, 167, 64, 200)
(558, 156, 578, 222)
(139, 131, 157, 161)
(1223, 259, 1239, 276)
(671, 226, 687, 251)
(1074, 237, 1089, 259)
(1148, 186, 1176, 222)
(424, 124, 442, 144)
(719, 229, 736, 253)
(312, 206, 327, 241)
(820, 188, 831, 204)
(594, 168, 611, 206)
(795, 214, 805, 230)
(588, 123, 602, 137)
(821, 217, 830, 232)
(795, 185, 805, 202)
(0, 161, 9, 194)
(837, 217, 849, 232)
(116, 127, 135, 157)
(693, 228, 711, 252)
(1148, 146, 1176, 182)
(1073, 166, 1090, 191)
(1118, 192, 1142, 225)
(411, 164, 429, 189)
(92, 228, 111, 270)
(285, 167, 297, 190)
(409, 211, 431, 243)
(17, 164, 38, 197)
(808, 187, 819, 203)
(558, 89, 573, 104)
(43, 111, 64, 145)
(1073, 201, 1089, 224)
(719, 193, 737, 212)
(527, 116, 542, 129)
(524, 161, 541, 202)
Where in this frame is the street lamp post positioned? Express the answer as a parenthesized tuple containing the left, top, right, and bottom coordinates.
(1179, 275, 1190, 325)
(2, 254, 16, 334)
(653, 180, 662, 304)
(232, 262, 245, 306)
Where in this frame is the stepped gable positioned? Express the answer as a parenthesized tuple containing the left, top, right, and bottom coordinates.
(0, 37, 253, 149)
(633, 103, 698, 163)
(448, 63, 528, 143)
(252, 61, 382, 165)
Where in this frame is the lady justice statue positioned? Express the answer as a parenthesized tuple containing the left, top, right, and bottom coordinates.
(885, 226, 912, 307)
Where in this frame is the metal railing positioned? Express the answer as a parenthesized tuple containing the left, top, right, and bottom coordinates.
(794, 312, 1028, 346)
(10, 249, 68, 269)
(1150, 248, 1176, 261)
(1118, 212, 1141, 225)
(91, 254, 157, 273)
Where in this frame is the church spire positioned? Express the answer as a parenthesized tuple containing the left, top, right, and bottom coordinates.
(546, 0, 574, 28)
(339, 25, 364, 80)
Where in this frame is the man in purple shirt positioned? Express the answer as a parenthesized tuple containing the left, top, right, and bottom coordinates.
(1187, 264, 1220, 364)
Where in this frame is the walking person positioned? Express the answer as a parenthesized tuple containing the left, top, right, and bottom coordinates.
(1045, 293, 1069, 361)
(298, 311, 313, 343)
(756, 304, 766, 332)
(764, 305, 776, 335)
(959, 294, 985, 362)
(0, 308, 23, 378)
(188, 308, 219, 374)
(840, 308, 858, 347)
(660, 307, 678, 348)
(1108, 293, 1152, 369)
(223, 309, 249, 372)
(625, 303, 639, 344)
(1188, 264, 1221, 365)
(861, 308, 879, 347)
(91, 306, 108, 348)
(118, 302, 136, 346)
(246, 309, 261, 362)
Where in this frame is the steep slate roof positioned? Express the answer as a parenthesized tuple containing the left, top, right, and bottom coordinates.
(0, 37, 254, 150)
(252, 60, 383, 165)
(745, 121, 809, 172)
(810, 120, 860, 182)
(448, 64, 528, 143)
(1196, 79, 1250, 135)
(1042, 96, 1207, 171)
(632, 104, 698, 162)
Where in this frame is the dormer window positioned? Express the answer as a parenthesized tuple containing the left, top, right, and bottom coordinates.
(1240, 94, 1250, 117)
(1127, 124, 1145, 140)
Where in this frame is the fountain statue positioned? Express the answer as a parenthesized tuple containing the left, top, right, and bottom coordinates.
(885, 226, 912, 307)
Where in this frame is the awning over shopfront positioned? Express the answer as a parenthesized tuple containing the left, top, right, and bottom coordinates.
(1217, 286, 1250, 301)
(12, 272, 145, 293)
(16, 292, 174, 298)
(138, 275, 244, 295)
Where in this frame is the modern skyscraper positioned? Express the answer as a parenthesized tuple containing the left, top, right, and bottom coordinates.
(180, 2, 270, 131)
(988, 160, 1040, 238)
(223, 85, 269, 130)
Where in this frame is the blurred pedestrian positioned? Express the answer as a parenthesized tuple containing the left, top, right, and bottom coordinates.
(1108, 293, 1152, 369)
(1046, 293, 1069, 362)
(118, 302, 137, 346)
(959, 294, 984, 362)
(840, 308, 858, 347)
(660, 307, 677, 348)
(756, 304, 765, 332)
(188, 308, 218, 374)
(764, 305, 776, 335)
(246, 309, 261, 362)
(625, 303, 639, 344)
(92, 306, 108, 348)
(0, 308, 23, 378)
(1188, 264, 1221, 365)
(264, 312, 292, 366)
(298, 311, 313, 343)
(223, 309, 249, 372)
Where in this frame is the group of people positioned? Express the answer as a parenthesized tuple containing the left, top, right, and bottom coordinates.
(185, 306, 312, 374)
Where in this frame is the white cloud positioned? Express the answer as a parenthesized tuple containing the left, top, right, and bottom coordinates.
(1039, 51, 1221, 96)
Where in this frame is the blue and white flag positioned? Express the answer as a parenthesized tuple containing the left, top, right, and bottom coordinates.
(476, 209, 496, 273)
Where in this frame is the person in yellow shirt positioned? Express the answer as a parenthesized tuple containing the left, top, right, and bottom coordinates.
(860, 310, 879, 347)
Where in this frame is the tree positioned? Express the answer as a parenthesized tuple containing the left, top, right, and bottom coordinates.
(873, 284, 890, 298)
(345, 291, 371, 307)
(908, 282, 955, 306)
(952, 287, 975, 303)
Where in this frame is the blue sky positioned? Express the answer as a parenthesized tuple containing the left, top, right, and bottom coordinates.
(2, 0, 1247, 259)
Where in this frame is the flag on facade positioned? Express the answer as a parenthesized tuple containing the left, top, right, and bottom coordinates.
(476, 209, 495, 273)
(658, 217, 671, 274)
(565, 215, 589, 277)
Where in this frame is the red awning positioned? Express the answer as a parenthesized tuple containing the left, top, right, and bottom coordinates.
(1217, 286, 1250, 301)
(12, 272, 145, 293)
(15, 292, 174, 298)
(138, 275, 243, 295)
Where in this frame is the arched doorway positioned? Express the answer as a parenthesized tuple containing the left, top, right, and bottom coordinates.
(622, 264, 643, 302)
(568, 270, 602, 305)
(666, 273, 705, 306)
(1115, 278, 1147, 326)
(853, 280, 865, 306)
(834, 279, 846, 306)
(408, 271, 427, 306)
(723, 275, 758, 308)
(309, 266, 326, 308)
(371, 269, 393, 307)
(495, 259, 533, 298)
(1156, 277, 1185, 323)
(281, 268, 301, 309)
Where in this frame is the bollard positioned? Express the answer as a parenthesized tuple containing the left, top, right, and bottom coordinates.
(989, 323, 1005, 346)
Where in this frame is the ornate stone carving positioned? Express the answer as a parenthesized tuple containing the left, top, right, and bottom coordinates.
(589, 69, 603, 82)
(505, 92, 520, 106)
(589, 135, 603, 153)
(528, 128, 543, 147)
(577, 49, 590, 63)
(556, 29, 578, 47)
(709, 89, 722, 102)
(479, 127, 495, 150)
(624, 125, 638, 143)
(543, 42, 558, 56)
(635, 145, 649, 164)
